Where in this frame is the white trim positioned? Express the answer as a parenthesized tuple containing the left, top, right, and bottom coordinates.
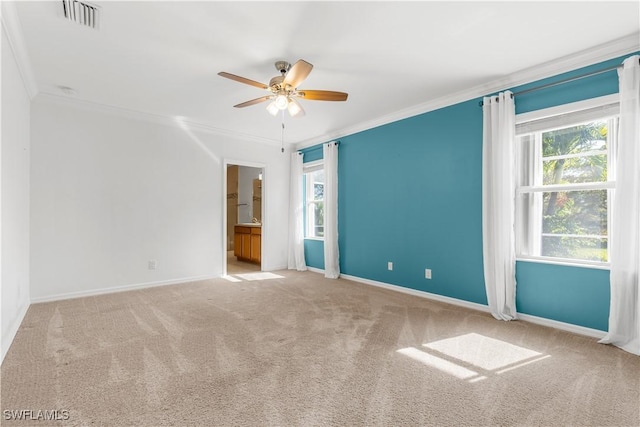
(516, 94, 620, 126)
(324, 271, 607, 339)
(1, 300, 30, 365)
(517, 313, 606, 339)
(30, 274, 219, 304)
(516, 256, 610, 270)
(304, 237, 324, 242)
(306, 266, 324, 275)
(33, 93, 282, 147)
(222, 159, 266, 277)
(518, 181, 615, 193)
(541, 233, 607, 240)
(341, 273, 490, 313)
(296, 37, 638, 151)
(544, 150, 607, 162)
(1, 1, 38, 99)
(223, 158, 267, 170)
(302, 159, 323, 173)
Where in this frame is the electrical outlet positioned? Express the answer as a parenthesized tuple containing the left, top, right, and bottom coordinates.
(148, 260, 158, 270)
(425, 269, 432, 279)
(388, 262, 393, 271)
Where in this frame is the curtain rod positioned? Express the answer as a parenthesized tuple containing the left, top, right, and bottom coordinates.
(478, 58, 639, 107)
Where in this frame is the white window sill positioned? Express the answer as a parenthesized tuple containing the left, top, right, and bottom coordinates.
(304, 237, 324, 242)
(516, 255, 610, 271)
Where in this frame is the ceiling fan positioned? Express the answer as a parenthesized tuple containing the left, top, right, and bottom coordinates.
(218, 59, 348, 118)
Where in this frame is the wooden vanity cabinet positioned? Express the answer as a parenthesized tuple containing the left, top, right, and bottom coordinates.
(234, 225, 261, 264)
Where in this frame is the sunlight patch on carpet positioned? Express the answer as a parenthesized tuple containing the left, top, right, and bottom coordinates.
(234, 272, 285, 281)
(423, 332, 542, 370)
(398, 333, 550, 382)
(397, 347, 480, 380)
(495, 354, 551, 374)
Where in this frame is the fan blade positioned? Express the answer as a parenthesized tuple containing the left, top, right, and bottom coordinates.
(234, 96, 272, 108)
(297, 90, 348, 101)
(282, 60, 313, 88)
(218, 72, 268, 90)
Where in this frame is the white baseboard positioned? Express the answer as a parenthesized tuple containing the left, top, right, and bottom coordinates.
(30, 274, 219, 304)
(309, 269, 606, 340)
(516, 313, 606, 339)
(340, 273, 491, 313)
(1, 299, 30, 365)
(307, 266, 324, 275)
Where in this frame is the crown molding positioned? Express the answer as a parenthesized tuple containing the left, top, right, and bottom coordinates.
(5, 0, 636, 153)
(295, 33, 640, 150)
(34, 92, 282, 147)
(490, 32, 639, 96)
(1, 1, 38, 99)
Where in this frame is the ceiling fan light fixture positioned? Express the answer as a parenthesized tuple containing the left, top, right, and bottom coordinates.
(266, 101, 279, 116)
(274, 94, 289, 110)
(287, 98, 304, 117)
(218, 58, 348, 118)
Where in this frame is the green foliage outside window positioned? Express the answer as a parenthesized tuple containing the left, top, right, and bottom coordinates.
(541, 122, 609, 261)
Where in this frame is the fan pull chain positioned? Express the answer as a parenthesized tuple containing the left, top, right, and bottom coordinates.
(281, 111, 285, 153)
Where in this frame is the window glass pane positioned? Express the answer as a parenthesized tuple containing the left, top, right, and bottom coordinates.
(541, 189, 608, 261)
(304, 168, 324, 239)
(541, 236, 608, 262)
(542, 121, 608, 157)
(542, 121, 609, 186)
(314, 183, 324, 201)
(313, 201, 324, 237)
(311, 170, 324, 201)
(542, 154, 607, 184)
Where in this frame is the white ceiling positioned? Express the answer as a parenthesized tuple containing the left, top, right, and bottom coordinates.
(9, 1, 640, 147)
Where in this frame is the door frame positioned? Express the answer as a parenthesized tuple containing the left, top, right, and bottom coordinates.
(222, 158, 266, 276)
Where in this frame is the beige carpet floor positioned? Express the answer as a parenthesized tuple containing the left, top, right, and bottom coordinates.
(2, 270, 639, 426)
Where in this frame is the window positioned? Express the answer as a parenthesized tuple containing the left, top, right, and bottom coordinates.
(304, 162, 324, 239)
(515, 96, 618, 266)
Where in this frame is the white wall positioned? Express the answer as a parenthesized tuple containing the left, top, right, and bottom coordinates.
(30, 97, 290, 301)
(1, 27, 31, 363)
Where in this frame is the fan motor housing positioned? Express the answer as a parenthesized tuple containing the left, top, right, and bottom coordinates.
(274, 61, 290, 74)
(269, 75, 285, 90)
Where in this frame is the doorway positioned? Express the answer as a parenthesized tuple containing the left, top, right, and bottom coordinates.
(224, 161, 265, 276)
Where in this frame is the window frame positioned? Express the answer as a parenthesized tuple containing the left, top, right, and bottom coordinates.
(303, 160, 325, 241)
(515, 94, 619, 270)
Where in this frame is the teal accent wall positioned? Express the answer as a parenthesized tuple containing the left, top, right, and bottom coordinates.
(516, 261, 610, 331)
(301, 145, 323, 163)
(303, 52, 637, 331)
(512, 56, 624, 114)
(337, 100, 487, 304)
(304, 239, 324, 269)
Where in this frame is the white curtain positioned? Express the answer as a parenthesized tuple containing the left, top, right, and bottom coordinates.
(599, 55, 640, 355)
(288, 152, 307, 271)
(482, 91, 517, 321)
(323, 142, 340, 279)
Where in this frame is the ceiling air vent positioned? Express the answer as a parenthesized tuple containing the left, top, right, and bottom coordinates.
(62, 0, 100, 30)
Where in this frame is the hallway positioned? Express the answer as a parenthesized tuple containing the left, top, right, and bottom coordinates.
(227, 250, 261, 275)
